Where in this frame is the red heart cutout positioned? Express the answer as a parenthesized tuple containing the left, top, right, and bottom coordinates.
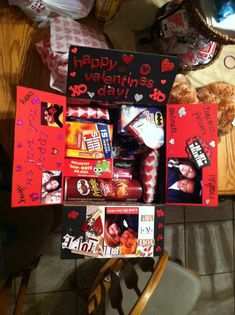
(156, 209, 165, 217)
(122, 54, 134, 64)
(161, 58, 174, 72)
(71, 47, 78, 54)
(155, 246, 162, 252)
(157, 223, 164, 229)
(68, 210, 79, 220)
(161, 79, 166, 85)
(157, 234, 163, 241)
(70, 72, 76, 77)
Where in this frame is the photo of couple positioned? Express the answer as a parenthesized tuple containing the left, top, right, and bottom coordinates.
(41, 170, 62, 204)
(104, 214, 138, 255)
(167, 158, 202, 204)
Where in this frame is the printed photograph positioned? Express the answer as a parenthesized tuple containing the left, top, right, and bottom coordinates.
(41, 102, 63, 128)
(104, 213, 138, 255)
(167, 158, 202, 204)
(41, 170, 62, 204)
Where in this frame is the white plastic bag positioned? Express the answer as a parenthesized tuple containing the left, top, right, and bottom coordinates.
(8, 0, 95, 27)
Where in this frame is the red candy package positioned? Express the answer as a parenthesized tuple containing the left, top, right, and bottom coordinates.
(64, 177, 142, 201)
(141, 150, 160, 203)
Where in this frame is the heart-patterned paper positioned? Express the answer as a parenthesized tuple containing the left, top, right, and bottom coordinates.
(141, 150, 159, 203)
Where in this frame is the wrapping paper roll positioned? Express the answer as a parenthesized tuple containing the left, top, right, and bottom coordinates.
(141, 149, 159, 203)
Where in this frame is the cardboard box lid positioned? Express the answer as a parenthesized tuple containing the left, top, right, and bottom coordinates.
(66, 46, 179, 106)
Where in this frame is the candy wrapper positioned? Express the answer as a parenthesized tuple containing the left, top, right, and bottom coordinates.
(66, 121, 113, 159)
(8, 0, 95, 27)
(127, 108, 165, 150)
(36, 16, 108, 93)
(64, 177, 142, 201)
(66, 105, 110, 122)
(113, 157, 135, 179)
(64, 158, 113, 178)
(140, 150, 160, 203)
(118, 105, 146, 133)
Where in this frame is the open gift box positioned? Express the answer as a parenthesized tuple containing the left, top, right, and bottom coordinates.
(12, 46, 218, 259)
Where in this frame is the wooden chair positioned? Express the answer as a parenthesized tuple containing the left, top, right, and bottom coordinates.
(0, 191, 58, 315)
(88, 251, 201, 315)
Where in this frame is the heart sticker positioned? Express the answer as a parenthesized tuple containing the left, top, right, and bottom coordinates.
(17, 119, 24, 126)
(71, 47, 78, 54)
(157, 223, 164, 229)
(29, 192, 39, 201)
(16, 165, 23, 172)
(209, 141, 215, 148)
(68, 210, 79, 220)
(122, 54, 134, 64)
(178, 107, 186, 117)
(52, 147, 59, 155)
(161, 58, 174, 72)
(155, 246, 162, 252)
(56, 161, 62, 168)
(169, 138, 175, 145)
(134, 93, 143, 102)
(70, 72, 76, 77)
(87, 91, 95, 98)
(32, 96, 40, 105)
(161, 80, 166, 85)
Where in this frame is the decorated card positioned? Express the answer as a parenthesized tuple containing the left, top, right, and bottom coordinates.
(12, 86, 66, 207)
(166, 104, 218, 206)
(66, 46, 179, 106)
(61, 205, 165, 259)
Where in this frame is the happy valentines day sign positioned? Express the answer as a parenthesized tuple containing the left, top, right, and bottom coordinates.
(67, 46, 179, 106)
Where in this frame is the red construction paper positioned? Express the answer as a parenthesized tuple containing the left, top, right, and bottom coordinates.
(12, 86, 66, 207)
(166, 104, 218, 206)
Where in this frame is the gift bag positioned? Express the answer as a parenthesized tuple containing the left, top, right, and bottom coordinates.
(8, 0, 95, 27)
